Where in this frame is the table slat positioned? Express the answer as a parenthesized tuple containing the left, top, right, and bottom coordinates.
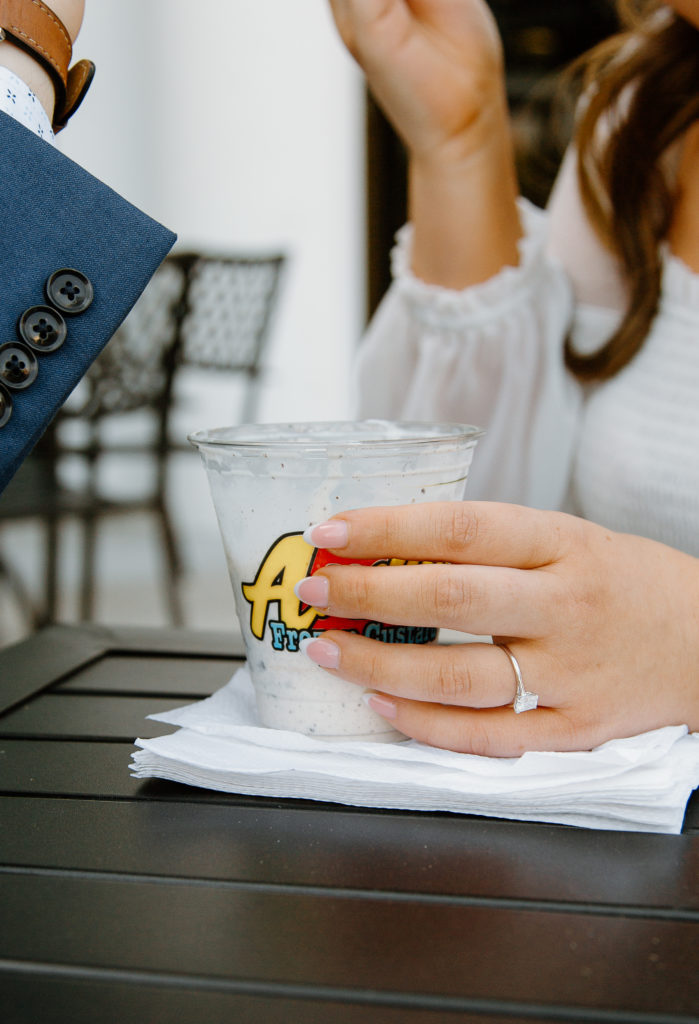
(0, 971, 581, 1024)
(54, 654, 236, 696)
(0, 694, 182, 741)
(0, 625, 242, 715)
(1, 797, 697, 912)
(0, 874, 696, 1019)
(0, 740, 150, 798)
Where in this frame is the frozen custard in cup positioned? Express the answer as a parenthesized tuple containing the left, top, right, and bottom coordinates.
(189, 420, 482, 741)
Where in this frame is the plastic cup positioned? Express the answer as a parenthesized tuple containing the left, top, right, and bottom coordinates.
(189, 420, 482, 741)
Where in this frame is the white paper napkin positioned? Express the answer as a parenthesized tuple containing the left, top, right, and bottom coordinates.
(130, 665, 699, 833)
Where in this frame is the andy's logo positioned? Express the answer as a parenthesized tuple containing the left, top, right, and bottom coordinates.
(241, 532, 437, 652)
(242, 533, 317, 641)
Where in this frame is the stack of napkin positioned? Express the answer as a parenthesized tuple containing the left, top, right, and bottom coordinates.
(131, 665, 699, 834)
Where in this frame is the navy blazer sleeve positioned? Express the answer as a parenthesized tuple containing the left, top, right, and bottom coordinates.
(0, 109, 177, 494)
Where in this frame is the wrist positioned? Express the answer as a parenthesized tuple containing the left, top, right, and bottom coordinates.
(408, 116, 521, 289)
(0, 0, 92, 131)
(0, 37, 55, 119)
(407, 80, 510, 170)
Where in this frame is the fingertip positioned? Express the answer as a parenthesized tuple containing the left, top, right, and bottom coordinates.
(294, 575, 330, 608)
(299, 636, 341, 670)
(362, 691, 398, 720)
(303, 519, 350, 549)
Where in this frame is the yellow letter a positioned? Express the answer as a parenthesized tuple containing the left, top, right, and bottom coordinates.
(242, 533, 317, 640)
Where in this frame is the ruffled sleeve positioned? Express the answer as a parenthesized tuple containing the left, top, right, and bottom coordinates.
(354, 199, 582, 510)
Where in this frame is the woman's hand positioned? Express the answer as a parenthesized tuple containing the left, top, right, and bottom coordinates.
(327, 0, 521, 287)
(297, 502, 699, 755)
(328, 0, 504, 163)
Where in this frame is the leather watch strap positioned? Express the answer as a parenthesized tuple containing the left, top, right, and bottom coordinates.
(55, 55, 94, 130)
(0, 0, 94, 131)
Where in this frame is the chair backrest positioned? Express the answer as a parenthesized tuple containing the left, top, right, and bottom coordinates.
(80, 258, 186, 420)
(169, 252, 285, 425)
(72, 250, 284, 425)
(45, 258, 187, 499)
(28, 250, 285, 497)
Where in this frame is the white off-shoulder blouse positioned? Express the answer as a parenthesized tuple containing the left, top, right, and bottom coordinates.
(355, 147, 699, 557)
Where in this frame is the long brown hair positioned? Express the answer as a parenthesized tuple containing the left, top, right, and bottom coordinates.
(563, 1, 699, 381)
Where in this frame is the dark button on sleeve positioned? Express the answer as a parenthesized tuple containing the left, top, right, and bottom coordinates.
(0, 342, 39, 390)
(18, 305, 68, 353)
(0, 383, 12, 427)
(45, 268, 94, 315)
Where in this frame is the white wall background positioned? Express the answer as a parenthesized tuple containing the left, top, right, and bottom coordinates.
(61, 0, 365, 425)
(0, 0, 367, 638)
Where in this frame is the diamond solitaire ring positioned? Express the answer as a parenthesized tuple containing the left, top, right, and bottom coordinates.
(498, 643, 539, 714)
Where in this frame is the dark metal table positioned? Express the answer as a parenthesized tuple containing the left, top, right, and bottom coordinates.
(1, 624, 697, 1023)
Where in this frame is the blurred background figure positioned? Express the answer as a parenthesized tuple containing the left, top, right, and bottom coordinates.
(0, 0, 616, 645)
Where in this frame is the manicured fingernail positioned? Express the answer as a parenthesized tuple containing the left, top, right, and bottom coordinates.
(362, 691, 397, 720)
(294, 575, 329, 608)
(299, 636, 340, 669)
(303, 519, 349, 549)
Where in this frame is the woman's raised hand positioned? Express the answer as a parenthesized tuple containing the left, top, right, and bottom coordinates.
(297, 502, 699, 755)
(328, 0, 505, 164)
(328, 1, 520, 288)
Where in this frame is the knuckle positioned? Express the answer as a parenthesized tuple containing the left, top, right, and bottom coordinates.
(558, 569, 600, 623)
(570, 580, 602, 623)
(551, 509, 588, 561)
(343, 566, 373, 612)
(524, 509, 575, 568)
(345, 507, 397, 557)
(429, 570, 474, 623)
(439, 504, 481, 559)
(363, 644, 387, 687)
(377, 511, 399, 554)
(460, 716, 493, 757)
(323, 565, 369, 614)
(431, 657, 474, 703)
